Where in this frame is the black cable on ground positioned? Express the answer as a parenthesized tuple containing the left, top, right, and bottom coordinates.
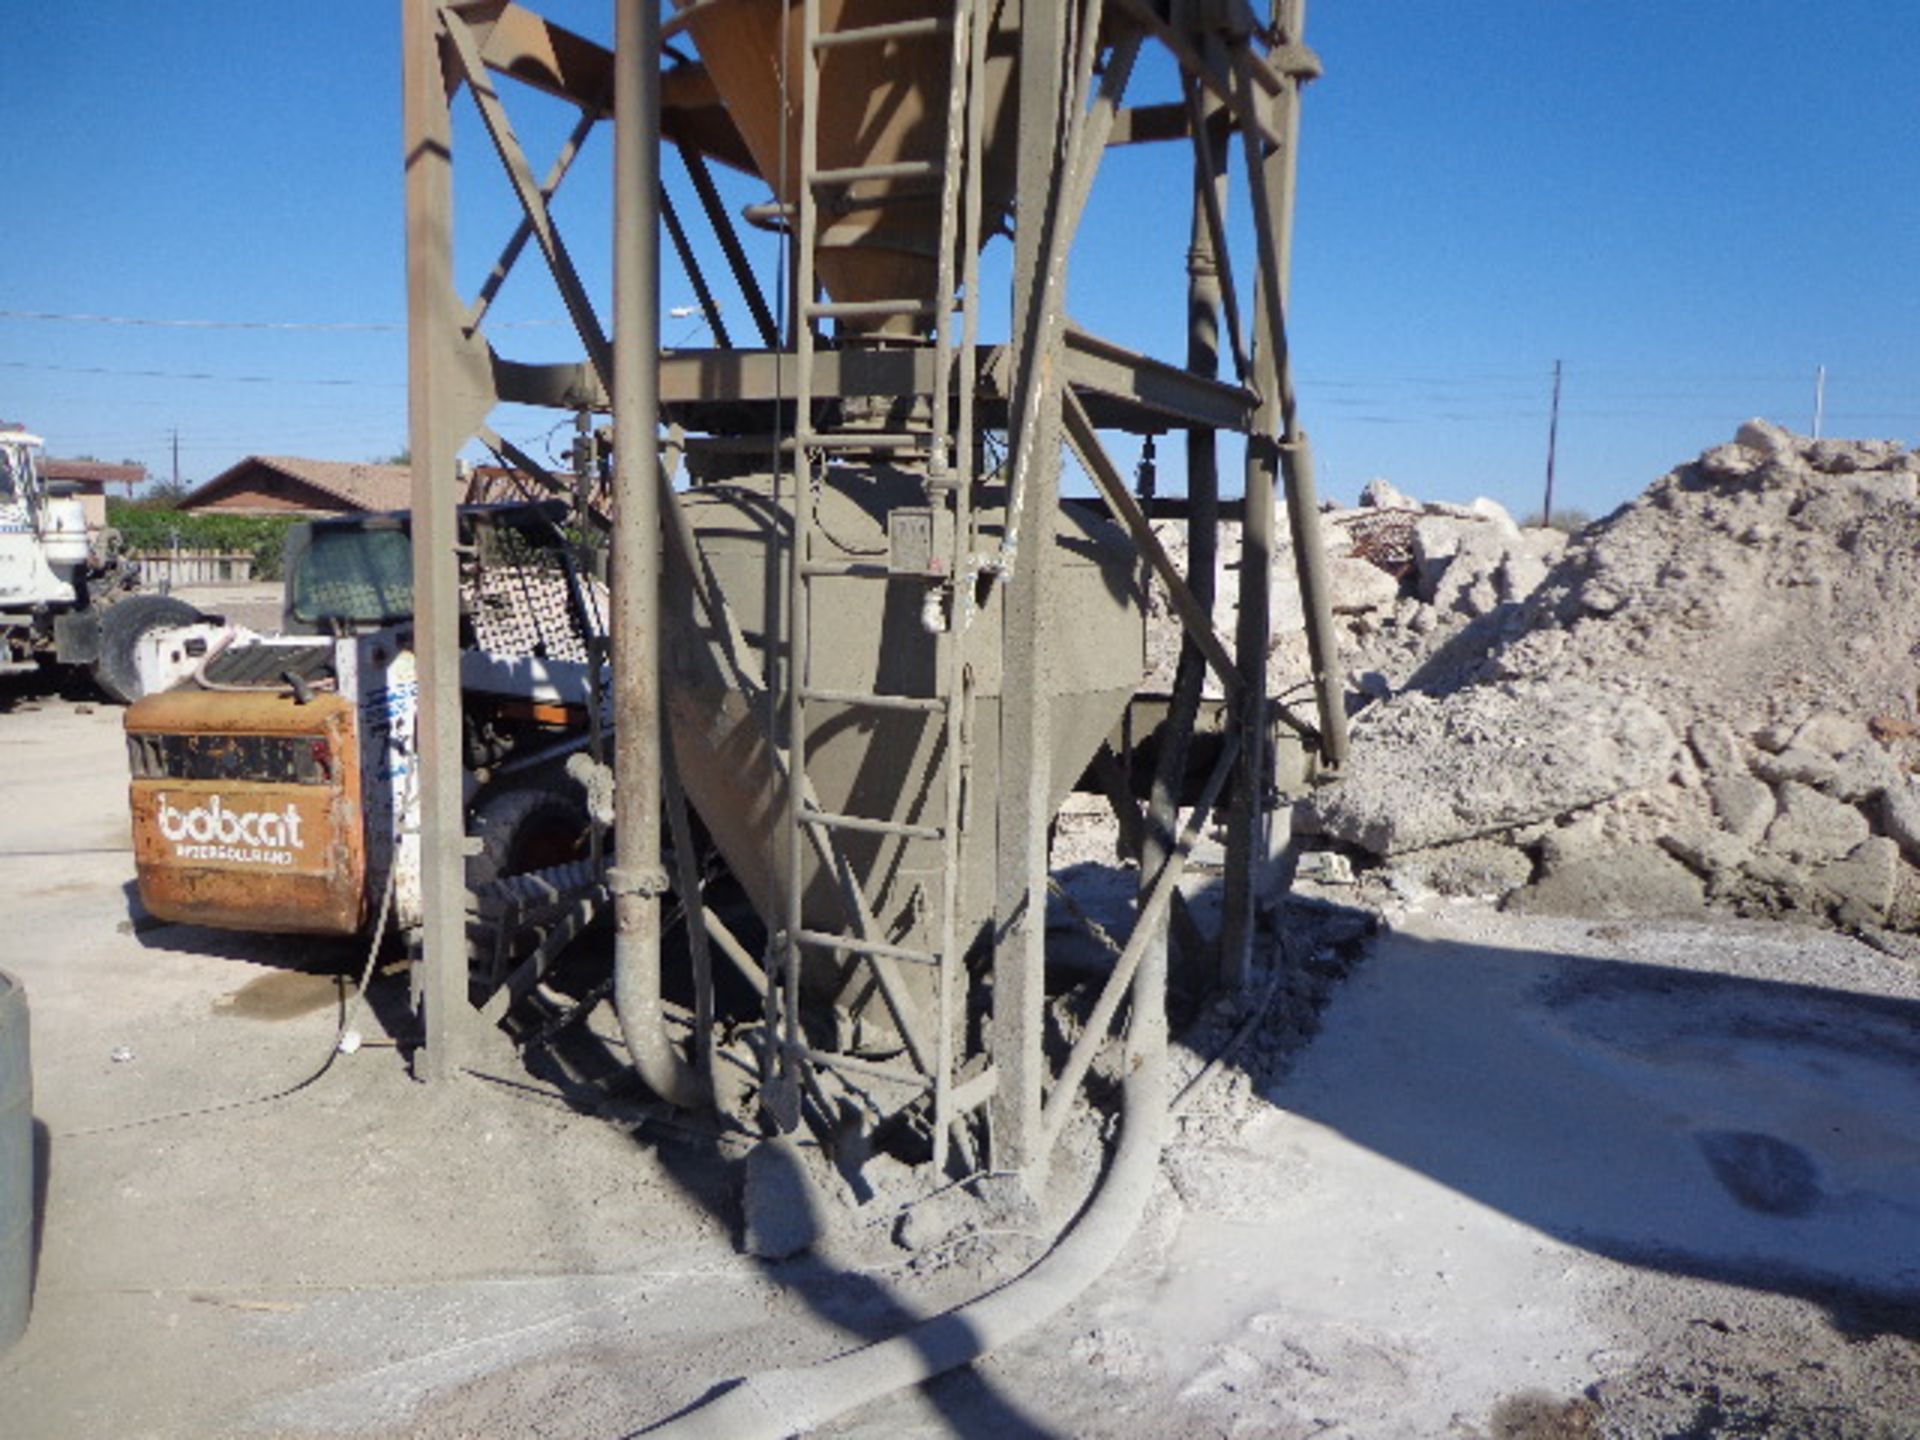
(57, 867, 397, 1140)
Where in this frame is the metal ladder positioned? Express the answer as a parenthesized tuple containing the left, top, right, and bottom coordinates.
(772, 0, 989, 1168)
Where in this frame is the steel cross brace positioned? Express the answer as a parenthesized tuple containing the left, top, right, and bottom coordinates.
(442, 6, 614, 391)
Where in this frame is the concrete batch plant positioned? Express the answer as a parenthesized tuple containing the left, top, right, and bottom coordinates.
(398, 0, 1346, 1191)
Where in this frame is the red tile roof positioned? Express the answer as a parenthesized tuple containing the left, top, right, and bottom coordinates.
(184, 456, 413, 514)
(46, 458, 145, 488)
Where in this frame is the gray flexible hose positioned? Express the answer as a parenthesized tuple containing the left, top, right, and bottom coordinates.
(644, 1040, 1168, 1439)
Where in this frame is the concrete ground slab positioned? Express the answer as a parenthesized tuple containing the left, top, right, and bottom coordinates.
(3, 675, 1918, 1438)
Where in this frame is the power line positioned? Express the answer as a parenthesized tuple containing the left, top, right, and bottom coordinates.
(0, 308, 561, 333)
(0, 359, 403, 388)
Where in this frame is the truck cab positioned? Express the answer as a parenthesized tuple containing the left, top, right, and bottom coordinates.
(2, 423, 202, 699)
(0, 428, 84, 617)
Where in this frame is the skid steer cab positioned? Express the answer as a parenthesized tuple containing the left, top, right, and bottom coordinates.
(125, 502, 608, 942)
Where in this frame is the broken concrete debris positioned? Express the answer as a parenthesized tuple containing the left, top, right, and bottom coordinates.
(1147, 421, 1920, 930)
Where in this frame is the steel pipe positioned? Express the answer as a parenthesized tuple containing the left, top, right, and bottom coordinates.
(611, 0, 703, 1110)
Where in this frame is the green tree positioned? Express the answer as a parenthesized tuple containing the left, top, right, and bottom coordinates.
(141, 479, 191, 508)
(106, 500, 300, 581)
(1522, 508, 1591, 535)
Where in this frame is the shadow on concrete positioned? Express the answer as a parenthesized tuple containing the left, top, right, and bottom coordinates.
(458, 950, 1068, 1439)
(1267, 921, 1920, 1341)
(30, 1119, 48, 1304)
(0, 666, 102, 715)
(123, 880, 368, 975)
(635, 1132, 1065, 1439)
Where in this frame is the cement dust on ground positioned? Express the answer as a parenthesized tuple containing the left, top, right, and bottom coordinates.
(4, 661, 1920, 1435)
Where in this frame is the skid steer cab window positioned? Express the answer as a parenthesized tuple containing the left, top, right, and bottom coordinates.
(289, 523, 413, 628)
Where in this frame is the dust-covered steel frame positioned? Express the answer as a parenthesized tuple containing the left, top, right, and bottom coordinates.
(400, 0, 1345, 1170)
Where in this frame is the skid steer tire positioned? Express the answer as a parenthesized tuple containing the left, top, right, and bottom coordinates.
(90, 594, 204, 704)
(465, 785, 592, 893)
(465, 784, 594, 1000)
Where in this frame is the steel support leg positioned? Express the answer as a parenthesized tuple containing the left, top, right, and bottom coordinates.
(1144, 124, 1228, 983)
(404, 0, 477, 1080)
(1222, 9, 1343, 984)
(990, 0, 1071, 1176)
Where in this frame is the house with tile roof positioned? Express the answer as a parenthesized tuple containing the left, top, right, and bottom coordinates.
(181, 457, 578, 517)
(180, 456, 414, 516)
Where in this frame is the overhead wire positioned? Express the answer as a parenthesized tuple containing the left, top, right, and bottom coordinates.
(0, 308, 561, 332)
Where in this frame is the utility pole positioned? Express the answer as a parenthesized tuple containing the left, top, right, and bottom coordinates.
(1812, 364, 1826, 440)
(1543, 360, 1562, 528)
(170, 427, 180, 491)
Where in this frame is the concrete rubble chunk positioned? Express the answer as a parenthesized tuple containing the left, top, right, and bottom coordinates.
(1658, 829, 1754, 883)
(1739, 851, 1813, 903)
(1751, 746, 1841, 791)
(1383, 839, 1535, 898)
(1826, 742, 1901, 805)
(1326, 554, 1404, 614)
(1506, 844, 1706, 919)
(1430, 527, 1523, 617)
(1844, 470, 1920, 505)
(1735, 417, 1796, 457)
(1294, 850, 1356, 886)
(1805, 437, 1907, 476)
(1496, 548, 1550, 605)
(1535, 813, 1607, 869)
(1706, 773, 1776, 845)
(1881, 781, 1920, 867)
(1411, 516, 1471, 600)
(1309, 682, 1678, 856)
(1467, 496, 1522, 537)
(1698, 441, 1763, 479)
(1577, 579, 1627, 616)
(1359, 477, 1417, 510)
(1687, 719, 1746, 778)
(1764, 781, 1871, 865)
(1790, 712, 1870, 758)
(1813, 837, 1900, 927)
(1869, 714, 1920, 745)
(1807, 439, 1865, 474)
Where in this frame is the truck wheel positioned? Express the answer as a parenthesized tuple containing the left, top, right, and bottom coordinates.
(466, 785, 591, 892)
(91, 594, 204, 704)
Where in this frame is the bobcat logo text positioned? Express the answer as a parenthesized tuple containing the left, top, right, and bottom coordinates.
(155, 794, 305, 866)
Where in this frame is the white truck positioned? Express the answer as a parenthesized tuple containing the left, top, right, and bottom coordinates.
(0, 423, 201, 701)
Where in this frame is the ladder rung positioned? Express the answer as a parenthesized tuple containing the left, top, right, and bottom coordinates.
(812, 17, 950, 50)
(808, 1051, 931, 1089)
(805, 298, 935, 321)
(805, 431, 933, 451)
(799, 561, 891, 579)
(811, 159, 943, 187)
(801, 686, 947, 714)
(948, 1065, 998, 1115)
(800, 806, 944, 843)
(795, 929, 941, 966)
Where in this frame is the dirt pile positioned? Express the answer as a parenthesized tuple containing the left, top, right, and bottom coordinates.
(1296, 420, 1920, 931)
(1143, 477, 1569, 698)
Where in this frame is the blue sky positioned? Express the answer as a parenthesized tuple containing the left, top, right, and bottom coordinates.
(3, 3, 1914, 522)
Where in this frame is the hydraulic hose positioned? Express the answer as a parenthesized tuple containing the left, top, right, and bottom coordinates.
(645, 1000, 1169, 1438)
